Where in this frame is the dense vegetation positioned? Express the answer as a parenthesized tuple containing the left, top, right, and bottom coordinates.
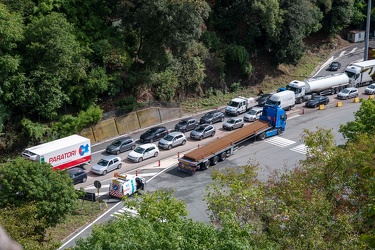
(0, 0, 370, 152)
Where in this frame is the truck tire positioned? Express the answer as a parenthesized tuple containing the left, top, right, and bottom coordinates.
(201, 161, 209, 170)
(211, 156, 219, 165)
(219, 152, 227, 161)
(277, 128, 282, 135)
(117, 163, 122, 169)
(102, 170, 107, 176)
(257, 132, 266, 140)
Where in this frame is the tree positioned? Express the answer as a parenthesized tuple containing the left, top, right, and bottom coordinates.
(0, 157, 79, 234)
(339, 99, 375, 141)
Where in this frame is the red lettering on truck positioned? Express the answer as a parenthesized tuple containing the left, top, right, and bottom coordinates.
(49, 150, 77, 163)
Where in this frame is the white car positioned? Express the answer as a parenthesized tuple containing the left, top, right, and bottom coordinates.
(127, 143, 159, 163)
(91, 155, 122, 175)
(365, 83, 375, 95)
(244, 107, 263, 122)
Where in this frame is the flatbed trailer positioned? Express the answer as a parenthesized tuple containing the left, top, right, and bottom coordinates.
(178, 105, 287, 175)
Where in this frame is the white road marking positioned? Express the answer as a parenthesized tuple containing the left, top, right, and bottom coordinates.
(111, 207, 139, 218)
(290, 144, 308, 155)
(339, 51, 346, 57)
(349, 48, 357, 54)
(265, 136, 296, 148)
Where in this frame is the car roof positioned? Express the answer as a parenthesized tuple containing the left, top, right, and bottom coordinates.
(251, 107, 263, 111)
(168, 131, 184, 136)
(101, 155, 121, 161)
(117, 136, 133, 141)
(138, 143, 156, 148)
(180, 117, 195, 121)
(68, 167, 84, 173)
(344, 87, 357, 91)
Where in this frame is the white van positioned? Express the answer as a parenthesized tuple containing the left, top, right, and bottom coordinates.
(265, 90, 295, 111)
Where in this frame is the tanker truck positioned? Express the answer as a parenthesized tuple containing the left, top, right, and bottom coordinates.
(286, 73, 350, 104)
(344, 59, 375, 87)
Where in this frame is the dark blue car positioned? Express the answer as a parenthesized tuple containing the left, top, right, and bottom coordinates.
(68, 167, 87, 184)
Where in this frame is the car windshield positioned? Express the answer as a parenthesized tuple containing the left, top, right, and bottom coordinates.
(227, 119, 235, 124)
(341, 89, 350, 93)
(228, 101, 239, 107)
(134, 147, 145, 154)
(313, 96, 322, 101)
(111, 140, 121, 146)
(369, 85, 375, 89)
(163, 135, 174, 141)
(331, 62, 339, 67)
(97, 159, 109, 166)
(145, 128, 158, 134)
(204, 112, 214, 118)
(247, 110, 256, 115)
(195, 126, 206, 132)
(178, 120, 188, 125)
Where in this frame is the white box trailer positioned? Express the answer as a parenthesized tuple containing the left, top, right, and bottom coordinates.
(345, 59, 375, 87)
(22, 134, 91, 170)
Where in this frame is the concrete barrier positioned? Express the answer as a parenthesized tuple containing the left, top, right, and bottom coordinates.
(137, 107, 161, 128)
(159, 108, 182, 122)
(80, 127, 96, 143)
(115, 112, 141, 135)
(369, 95, 374, 100)
(353, 97, 359, 103)
(318, 104, 325, 110)
(92, 118, 118, 142)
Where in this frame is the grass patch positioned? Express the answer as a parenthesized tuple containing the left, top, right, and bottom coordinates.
(47, 200, 107, 243)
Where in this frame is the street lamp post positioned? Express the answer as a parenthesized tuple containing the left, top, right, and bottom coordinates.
(364, 0, 372, 61)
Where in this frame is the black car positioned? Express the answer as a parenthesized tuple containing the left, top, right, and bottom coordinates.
(174, 117, 199, 132)
(305, 95, 329, 108)
(199, 110, 225, 124)
(327, 61, 341, 71)
(106, 136, 136, 155)
(140, 126, 168, 143)
(68, 167, 87, 184)
(256, 94, 272, 106)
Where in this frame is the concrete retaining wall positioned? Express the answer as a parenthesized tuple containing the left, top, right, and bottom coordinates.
(116, 112, 141, 135)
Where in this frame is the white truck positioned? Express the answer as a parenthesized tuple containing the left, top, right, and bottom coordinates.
(344, 59, 375, 87)
(21, 134, 91, 170)
(109, 173, 146, 198)
(286, 73, 350, 104)
(265, 90, 295, 110)
(225, 96, 256, 116)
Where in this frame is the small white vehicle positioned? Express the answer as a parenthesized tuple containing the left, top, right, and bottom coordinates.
(91, 155, 122, 175)
(266, 90, 295, 111)
(365, 83, 375, 95)
(244, 107, 263, 122)
(158, 132, 186, 150)
(127, 143, 159, 163)
(109, 173, 146, 198)
(225, 96, 255, 116)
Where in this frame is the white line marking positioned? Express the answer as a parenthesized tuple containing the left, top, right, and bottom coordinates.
(288, 114, 300, 120)
(349, 48, 357, 54)
(147, 163, 177, 183)
(85, 184, 110, 190)
(265, 136, 296, 148)
(339, 51, 346, 57)
(290, 144, 307, 155)
(58, 201, 123, 249)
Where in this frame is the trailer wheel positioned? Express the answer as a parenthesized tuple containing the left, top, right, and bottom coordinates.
(211, 156, 219, 165)
(201, 161, 210, 170)
(257, 132, 266, 140)
(219, 152, 227, 161)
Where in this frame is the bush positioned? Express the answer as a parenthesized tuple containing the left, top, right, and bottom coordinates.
(116, 96, 143, 113)
(229, 82, 241, 92)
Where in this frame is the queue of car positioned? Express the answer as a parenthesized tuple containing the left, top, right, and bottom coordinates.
(80, 85, 372, 183)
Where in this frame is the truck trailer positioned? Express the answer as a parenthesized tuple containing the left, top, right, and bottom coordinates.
(21, 134, 91, 170)
(178, 105, 287, 175)
(286, 73, 350, 103)
(344, 59, 375, 87)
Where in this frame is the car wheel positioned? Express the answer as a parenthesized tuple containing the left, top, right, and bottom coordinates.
(149, 138, 153, 143)
(138, 157, 143, 163)
(116, 150, 120, 155)
(221, 117, 224, 122)
(211, 131, 216, 137)
(102, 170, 107, 176)
(230, 127, 233, 131)
(325, 100, 329, 105)
(131, 145, 136, 150)
(199, 135, 203, 140)
(240, 124, 244, 128)
(181, 140, 186, 146)
(117, 163, 122, 169)
(210, 121, 213, 125)
(82, 177, 87, 183)
(154, 152, 159, 157)
(168, 145, 172, 150)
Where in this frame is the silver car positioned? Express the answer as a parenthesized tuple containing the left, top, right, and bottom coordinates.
(106, 136, 136, 155)
(190, 124, 216, 140)
(243, 108, 263, 122)
(365, 83, 375, 94)
(222, 117, 244, 131)
(158, 132, 187, 150)
(91, 155, 122, 175)
(337, 87, 359, 99)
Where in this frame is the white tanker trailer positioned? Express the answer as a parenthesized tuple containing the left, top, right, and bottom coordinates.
(286, 73, 350, 103)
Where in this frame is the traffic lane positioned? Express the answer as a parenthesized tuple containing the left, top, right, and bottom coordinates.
(77, 122, 247, 188)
